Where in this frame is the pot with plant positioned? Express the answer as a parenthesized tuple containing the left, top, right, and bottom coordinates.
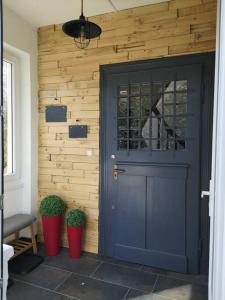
(39, 195, 66, 256)
(66, 209, 85, 258)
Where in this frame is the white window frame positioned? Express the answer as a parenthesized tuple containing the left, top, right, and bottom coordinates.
(3, 51, 22, 190)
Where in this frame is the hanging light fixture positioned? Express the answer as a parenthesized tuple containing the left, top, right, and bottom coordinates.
(62, 0, 102, 49)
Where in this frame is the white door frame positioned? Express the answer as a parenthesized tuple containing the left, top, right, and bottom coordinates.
(209, 0, 225, 299)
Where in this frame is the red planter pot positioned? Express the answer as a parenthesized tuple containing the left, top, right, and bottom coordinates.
(42, 215, 63, 256)
(67, 225, 83, 259)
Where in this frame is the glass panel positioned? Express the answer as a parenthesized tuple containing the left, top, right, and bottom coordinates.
(175, 140, 186, 150)
(164, 93, 174, 104)
(152, 138, 175, 151)
(176, 117, 187, 128)
(119, 86, 128, 97)
(119, 97, 127, 117)
(176, 103, 187, 115)
(176, 80, 187, 91)
(141, 83, 150, 95)
(176, 127, 186, 138)
(141, 117, 150, 149)
(163, 116, 174, 129)
(164, 81, 175, 92)
(130, 130, 139, 138)
(129, 140, 138, 149)
(130, 96, 140, 117)
(162, 139, 175, 150)
(118, 140, 127, 150)
(141, 96, 150, 116)
(130, 119, 139, 130)
(153, 82, 162, 95)
(176, 92, 187, 103)
(130, 84, 140, 96)
(141, 140, 149, 149)
(152, 139, 161, 150)
(164, 104, 174, 116)
(152, 118, 162, 139)
(119, 130, 128, 139)
(163, 126, 174, 140)
(164, 93, 174, 105)
(155, 96, 162, 115)
(118, 118, 127, 130)
(3, 60, 13, 175)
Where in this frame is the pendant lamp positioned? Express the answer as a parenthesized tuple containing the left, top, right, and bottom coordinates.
(62, 0, 102, 49)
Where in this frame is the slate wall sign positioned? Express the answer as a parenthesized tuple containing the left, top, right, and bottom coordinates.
(45, 106, 67, 122)
(69, 125, 88, 138)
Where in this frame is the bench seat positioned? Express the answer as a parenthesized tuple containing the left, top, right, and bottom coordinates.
(3, 214, 37, 259)
(4, 214, 36, 238)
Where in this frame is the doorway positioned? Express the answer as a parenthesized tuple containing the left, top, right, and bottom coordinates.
(100, 53, 215, 274)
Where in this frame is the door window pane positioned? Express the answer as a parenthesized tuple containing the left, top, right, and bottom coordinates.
(176, 80, 187, 91)
(153, 82, 162, 95)
(176, 92, 187, 104)
(164, 81, 175, 92)
(141, 83, 150, 95)
(164, 93, 174, 104)
(176, 104, 187, 115)
(119, 98, 127, 117)
(130, 97, 140, 117)
(130, 84, 140, 96)
(141, 96, 150, 117)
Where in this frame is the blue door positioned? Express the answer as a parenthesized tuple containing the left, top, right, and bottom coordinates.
(100, 54, 214, 274)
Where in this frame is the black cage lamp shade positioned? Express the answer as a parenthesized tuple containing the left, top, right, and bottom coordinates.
(62, 0, 102, 49)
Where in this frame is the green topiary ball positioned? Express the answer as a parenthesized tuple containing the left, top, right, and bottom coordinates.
(39, 195, 66, 216)
(66, 209, 86, 227)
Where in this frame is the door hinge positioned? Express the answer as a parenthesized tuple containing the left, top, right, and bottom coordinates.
(198, 239, 203, 258)
(0, 195, 4, 210)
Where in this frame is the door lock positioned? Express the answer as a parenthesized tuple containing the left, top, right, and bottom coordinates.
(113, 165, 126, 180)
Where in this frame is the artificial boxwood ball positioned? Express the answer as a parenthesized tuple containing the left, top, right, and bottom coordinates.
(66, 209, 86, 227)
(39, 195, 65, 216)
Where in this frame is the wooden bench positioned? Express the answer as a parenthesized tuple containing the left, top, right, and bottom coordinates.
(4, 214, 38, 259)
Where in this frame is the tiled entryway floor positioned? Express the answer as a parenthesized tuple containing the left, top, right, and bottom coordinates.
(7, 245, 208, 300)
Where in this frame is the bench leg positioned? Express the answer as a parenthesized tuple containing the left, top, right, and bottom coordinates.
(15, 231, 19, 239)
(29, 224, 38, 254)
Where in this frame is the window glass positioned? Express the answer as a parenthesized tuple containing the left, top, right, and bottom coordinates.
(3, 60, 14, 175)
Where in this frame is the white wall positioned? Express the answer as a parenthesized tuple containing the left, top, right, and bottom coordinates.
(3, 6, 38, 219)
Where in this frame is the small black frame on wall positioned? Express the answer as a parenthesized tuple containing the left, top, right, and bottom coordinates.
(45, 106, 67, 122)
(69, 125, 88, 138)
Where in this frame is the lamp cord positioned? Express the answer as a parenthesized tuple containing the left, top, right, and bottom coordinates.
(108, 0, 118, 11)
(81, 0, 84, 16)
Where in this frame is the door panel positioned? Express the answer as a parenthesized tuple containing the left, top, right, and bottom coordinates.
(116, 174, 146, 248)
(114, 164, 188, 273)
(146, 171, 187, 255)
(100, 54, 214, 274)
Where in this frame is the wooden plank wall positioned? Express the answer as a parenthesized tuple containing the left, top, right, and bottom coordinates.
(38, 0, 217, 253)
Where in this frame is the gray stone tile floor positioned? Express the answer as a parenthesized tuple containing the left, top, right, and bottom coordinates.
(7, 244, 208, 300)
